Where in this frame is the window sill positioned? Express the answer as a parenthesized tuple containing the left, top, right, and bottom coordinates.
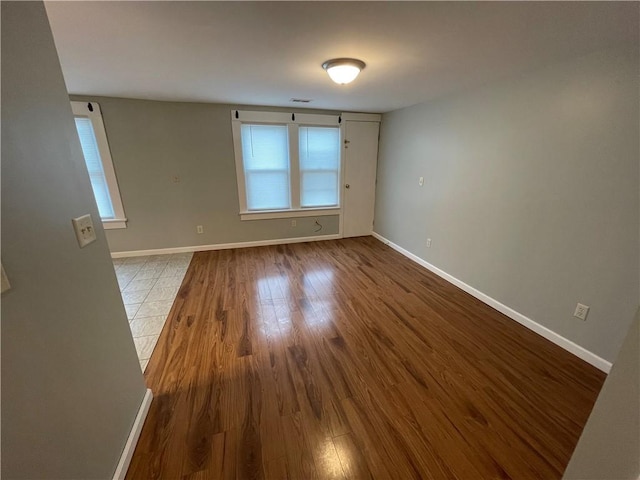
(102, 218, 127, 229)
(240, 208, 340, 221)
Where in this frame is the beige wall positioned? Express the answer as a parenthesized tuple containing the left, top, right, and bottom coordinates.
(69, 96, 340, 253)
(564, 309, 639, 479)
(2, 2, 147, 478)
(374, 46, 639, 363)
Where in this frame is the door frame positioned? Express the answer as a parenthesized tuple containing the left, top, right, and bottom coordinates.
(339, 113, 381, 238)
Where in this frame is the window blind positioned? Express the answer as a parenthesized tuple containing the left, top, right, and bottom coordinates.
(299, 126, 340, 208)
(241, 124, 291, 210)
(74, 117, 115, 219)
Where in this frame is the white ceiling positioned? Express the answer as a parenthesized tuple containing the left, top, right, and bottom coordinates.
(45, 1, 638, 113)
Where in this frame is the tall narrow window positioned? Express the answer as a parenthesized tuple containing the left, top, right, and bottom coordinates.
(299, 126, 340, 208)
(71, 101, 126, 229)
(241, 124, 291, 210)
(74, 117, 115, 218)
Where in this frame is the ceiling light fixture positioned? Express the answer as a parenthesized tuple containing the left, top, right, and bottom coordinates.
(322, 58, 366, 85)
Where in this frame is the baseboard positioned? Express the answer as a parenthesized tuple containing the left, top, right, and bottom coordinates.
(111, 234, 342, 258)
(112, 388, 153, 480)
(371, 232, 612, 373)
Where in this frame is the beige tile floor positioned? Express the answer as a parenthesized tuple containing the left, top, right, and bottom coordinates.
(113, 252, 193, 372)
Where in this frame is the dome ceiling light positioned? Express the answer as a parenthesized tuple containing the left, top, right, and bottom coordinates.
(322, 58, 366, 85)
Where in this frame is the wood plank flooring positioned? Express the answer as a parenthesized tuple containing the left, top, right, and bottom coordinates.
(126, 236, 605, 479)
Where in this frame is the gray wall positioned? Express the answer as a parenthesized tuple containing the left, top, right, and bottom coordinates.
(374, 46, 639, 363)
(69, 96, 340, 253)
(2, 2, 147, 478)
(564, 309, 639, 480)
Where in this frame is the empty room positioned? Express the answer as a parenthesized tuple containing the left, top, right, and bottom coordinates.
(2, 1, 638, 479)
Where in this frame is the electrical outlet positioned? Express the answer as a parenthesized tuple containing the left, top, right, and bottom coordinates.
(196, 225, 204, 234)
(574, 303, 590, 321)
(72, 214, 97, 248)
(172, 175, 181, 183)
(426, 238, 432, 248)
(291, 220, 297, 227)
(419, 176, 424, 187)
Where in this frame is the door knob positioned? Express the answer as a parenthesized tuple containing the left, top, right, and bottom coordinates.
(345, 184, 350, 189)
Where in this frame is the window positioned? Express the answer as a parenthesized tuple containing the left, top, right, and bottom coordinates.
(232, 110, 341, 220)
(241, 124, 291, 210)
(71, 101, 126, 229)
(299, 126, 340, 208)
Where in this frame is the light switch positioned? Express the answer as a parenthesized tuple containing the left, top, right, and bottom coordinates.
(72, 214, 97, 248)
(419, 176, 424, 186)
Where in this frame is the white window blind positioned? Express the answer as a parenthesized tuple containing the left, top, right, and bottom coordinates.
(232, 110, 341, 219)
(241, 124, 291, 210)
(299, 126, 340, 208)
(74, 117, 115, 219)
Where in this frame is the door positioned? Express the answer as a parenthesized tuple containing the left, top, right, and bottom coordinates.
(342, 120, 380, 238)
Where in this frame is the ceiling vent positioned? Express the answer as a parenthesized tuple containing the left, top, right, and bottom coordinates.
(290, 98, 312, 103)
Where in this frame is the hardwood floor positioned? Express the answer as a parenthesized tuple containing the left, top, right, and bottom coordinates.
(126, 236, 605, 479)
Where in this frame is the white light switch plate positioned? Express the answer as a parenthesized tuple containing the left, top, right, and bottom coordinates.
(72, 214, 97, 248)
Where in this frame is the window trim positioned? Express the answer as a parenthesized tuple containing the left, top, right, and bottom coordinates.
(71, 101, 127, 229)
(231, 110, 341, 220)
(240, 207, 340, 221)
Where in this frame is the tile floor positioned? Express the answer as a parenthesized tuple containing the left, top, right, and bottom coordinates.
(113, 252, 193, 372)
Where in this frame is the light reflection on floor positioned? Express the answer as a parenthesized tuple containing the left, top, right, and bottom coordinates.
(252, 269, 338, 337)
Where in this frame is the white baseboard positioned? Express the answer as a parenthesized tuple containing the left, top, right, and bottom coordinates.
(112, 388, 153, 480)
(371, 232, 612, 373)
(111, 234, 342, 258)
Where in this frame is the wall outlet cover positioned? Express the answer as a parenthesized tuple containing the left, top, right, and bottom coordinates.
(72, 214, 97, 248)
(574, 303, 590, 321)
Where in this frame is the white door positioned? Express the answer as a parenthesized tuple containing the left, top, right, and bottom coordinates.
(342, 121, 379, 238)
